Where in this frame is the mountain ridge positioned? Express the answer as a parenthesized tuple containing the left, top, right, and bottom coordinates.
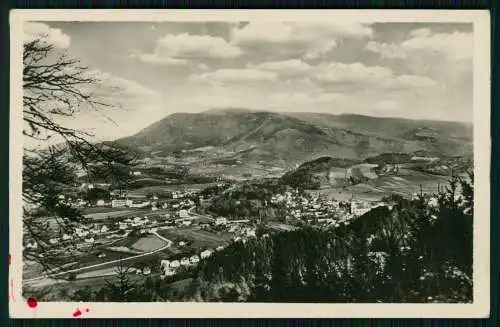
(113, 109, 473, 168)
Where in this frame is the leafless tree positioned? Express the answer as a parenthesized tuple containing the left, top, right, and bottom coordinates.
(22, 36, 136, 274)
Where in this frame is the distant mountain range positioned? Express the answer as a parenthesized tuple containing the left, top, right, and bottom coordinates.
(114, 108, 473, 169)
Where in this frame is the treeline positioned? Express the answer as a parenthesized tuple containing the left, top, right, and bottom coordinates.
(206, 179, 290, 221)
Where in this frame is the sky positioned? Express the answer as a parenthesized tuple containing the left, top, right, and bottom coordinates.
(23, 20, 473, 142)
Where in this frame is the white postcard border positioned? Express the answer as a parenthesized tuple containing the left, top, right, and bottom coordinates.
(9, 9, 491, 318)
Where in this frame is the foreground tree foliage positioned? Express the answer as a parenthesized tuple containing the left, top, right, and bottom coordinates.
(22, 36, 135, 271)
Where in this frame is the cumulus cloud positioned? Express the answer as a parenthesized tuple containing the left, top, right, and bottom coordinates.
(231, 21, 373, 57)
(128, 52, 188, 66)
(365, 41, 407, 59)
(246, 59, 313, 76)
(190, 59, 437, 95)
(131, 32, 242, 65)
(189, 68, 279, 85)
(365, 28, 473, 62)
(401, 28, 473, 61)
(314, 62, 437, 91)
(24, 22, 71, 48)
(95, 71, 161, 100)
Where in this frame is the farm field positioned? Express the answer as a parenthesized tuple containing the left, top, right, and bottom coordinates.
(158, 227, 233, 250)
(311, 170, 453, 201)
(83, 207, 133, 215)
(106, 234, 169, 254)
(84, 209, 141, 220)
(73, 248, 137, 267)
(77, 267, 118, 279)
(132, 183, 217, 195)
(130, 234, 168, 252)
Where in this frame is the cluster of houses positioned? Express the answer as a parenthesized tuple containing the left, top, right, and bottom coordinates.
(270, 191, 341, 223)
(269, 190, 394, 226)
(159, 248, 217, 277)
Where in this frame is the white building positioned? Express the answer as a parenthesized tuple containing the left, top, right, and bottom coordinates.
(130, 201, 150, 208)
(112, 199, 132, 208)
(189, 255, 200, 264)
(179, 209, 189, 218)
(96, 199, 106, 206)
(62, 234, 73, 241)
(351, 201, 373, 217)
(170, 260, 181, 269)
(215, 217, 227, 226)
(200, 249, 212, 259)
(143, 267, 151, 275)
(100, 225, 109, 233)
(25, 241, 38, 249)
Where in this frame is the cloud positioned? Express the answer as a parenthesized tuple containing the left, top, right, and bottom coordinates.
(365, 28, 473, 62)
(128, 52, 188, 66)
(132, 32, 242, 65)
(314, 62, 437, 91)
(401, 29, 473, 61)
(388, 74, 437, 89)
(96, 71, 161, 100)
(24, 22, 71, 48)
(313, 62, 437, 90)
(189, 68, 278, 85)
(365, 41, 407, 59)
(246, 59, 313, 76)
(315, 62, 392, 84)
(197, 63, 209, 71)
(230, 21, 372, 57)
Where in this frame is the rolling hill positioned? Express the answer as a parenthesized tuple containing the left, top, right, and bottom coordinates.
(114, 108, 473, 170)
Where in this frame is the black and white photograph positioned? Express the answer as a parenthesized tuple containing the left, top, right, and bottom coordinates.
(9, 10, 490, 318)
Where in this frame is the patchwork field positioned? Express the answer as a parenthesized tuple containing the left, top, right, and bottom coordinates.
(84, 209, 141, 220)
(310, 170, 453, 201)
(158, 228, 233, 249)
(132, 183, 217, 195)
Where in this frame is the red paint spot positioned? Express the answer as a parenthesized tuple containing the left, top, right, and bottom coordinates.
(9, 254, 11, 265)
(73, 309, 82, 317)
(85, 308, 90, 312)
(27, 298, 37, 308)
